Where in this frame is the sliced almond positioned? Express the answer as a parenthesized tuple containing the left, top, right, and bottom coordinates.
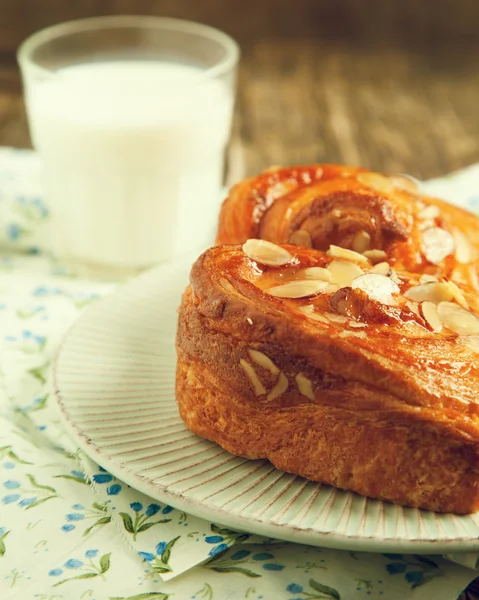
(324, 312, 349, 324)
(357, 172, 394, 195)
(419, 274, 438, 284)
(404, 282, 453, 304)
(298, 304, 329, 323)
(308, 313, 330, 323)
(452, 228, 477, 264)
(339, 330, 367, 339)
(390, 174, 419, 193)
(421, 227, 455, 265)
(418, 205, 441, 220)
(462, 335, 479, 354)
(446, 280, 469, 309)
(352, 230, 371, 254)
(266, 279, 328, 299)
(327, 245, 369, 264)
(239, 359, 266, 396)
(289, 229, 312, 248)
(327, 259, 364, 287)
(351, 273, 400, 305)
(420, 301, 443, 332)
(437, 302, 479, 335)
(248, 349, 280, 375)
(267, 372, 288, 401)
(405, 300, 420, 316)
(298, 304, 314, 314)
(451, 268, 468, 285)
(243, 239, 292, 266)
(297, 267, 331, 282)
(349, 321, 367, 328)
(419, 219, 435, 232)
(363, 249, 387, 264)
(246, 317, 253, 325)
(325, 283, 340, 294)
(369, 261, 390, 276)
(295, 372, 315, 400)
(389, 269, 402, 285)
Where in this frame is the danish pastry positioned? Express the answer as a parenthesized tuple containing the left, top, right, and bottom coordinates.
(176, 165, 479, 514)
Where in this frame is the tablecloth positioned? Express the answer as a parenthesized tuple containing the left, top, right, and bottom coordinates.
(0, 147, 478, 600)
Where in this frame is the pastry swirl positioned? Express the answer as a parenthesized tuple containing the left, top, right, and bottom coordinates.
(176, 165, 479, 513)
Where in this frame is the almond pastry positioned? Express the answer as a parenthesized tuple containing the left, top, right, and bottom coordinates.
(178, 164, 479, 514)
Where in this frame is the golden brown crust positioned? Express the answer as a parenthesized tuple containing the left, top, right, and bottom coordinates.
(177, 351, 479, 514)
(217, 164, 479, 281)
(176, 165, 479, 513)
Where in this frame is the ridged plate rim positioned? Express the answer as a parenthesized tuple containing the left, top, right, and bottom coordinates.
(52, 258, 479, 553)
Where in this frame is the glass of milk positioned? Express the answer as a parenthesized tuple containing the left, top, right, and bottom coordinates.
(17, 16, 239, 276)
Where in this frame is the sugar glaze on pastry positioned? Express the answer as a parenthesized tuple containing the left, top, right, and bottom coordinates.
(176, 165, 479, 514)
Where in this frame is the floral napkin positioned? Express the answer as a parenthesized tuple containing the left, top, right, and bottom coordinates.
(0, 148, 47, 253)
(0, 148, 478, 599)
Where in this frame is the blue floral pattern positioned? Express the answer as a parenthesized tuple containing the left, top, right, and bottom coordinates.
(2, 473, 57, 510)
(382, 554, 442, 589)
(48, 549, 111, 587)
(0, 526, 9, 556)
(0, 147, 477, 598)
(60, 501, 111, 536)
(116, 501, 173, 542)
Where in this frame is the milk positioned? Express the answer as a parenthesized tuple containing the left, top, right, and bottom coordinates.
(24, 61, 234, 272)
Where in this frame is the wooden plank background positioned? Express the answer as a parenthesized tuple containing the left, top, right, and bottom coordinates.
(0, 3, 478, 596)
(2, 0, 479, 52)
(0, 0, 479, 179)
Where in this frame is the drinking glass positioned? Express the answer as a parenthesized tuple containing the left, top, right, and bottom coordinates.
(18, 16, 239, 276)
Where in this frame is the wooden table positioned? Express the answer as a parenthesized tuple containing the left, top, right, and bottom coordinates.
(1, 33, 479, 599)
(2, 38, 479, 181)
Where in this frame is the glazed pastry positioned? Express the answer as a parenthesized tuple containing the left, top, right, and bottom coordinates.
(176, 165, 479, 514)
(217, 165, 479, 282)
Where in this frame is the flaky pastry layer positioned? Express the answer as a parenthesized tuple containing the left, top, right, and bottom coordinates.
(176, 165, 479, 513)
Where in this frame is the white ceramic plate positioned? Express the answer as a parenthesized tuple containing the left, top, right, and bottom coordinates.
(53, 257, 479, 553)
